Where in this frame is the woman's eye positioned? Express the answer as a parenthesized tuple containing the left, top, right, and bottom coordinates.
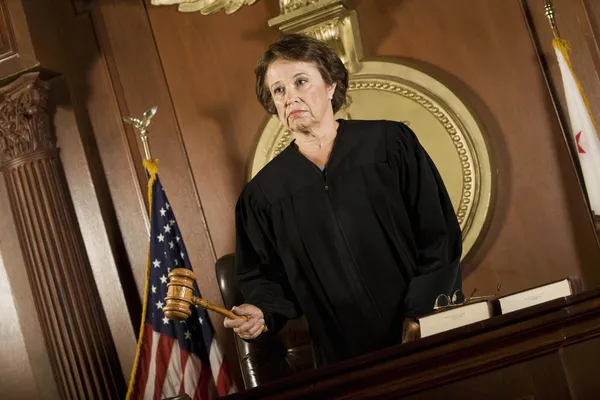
(296, 79, 307, 86)
(273, 87, 284, 95)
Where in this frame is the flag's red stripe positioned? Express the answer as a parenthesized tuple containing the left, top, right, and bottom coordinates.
(216, 362, 232, 396)
(178, 347, 190, 395)
(153, 334, 175, 400)
(132, 323, 154, 398)
(194, 365, 212, 400)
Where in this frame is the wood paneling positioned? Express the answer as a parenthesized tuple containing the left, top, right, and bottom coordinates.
(84, 0, 600, 388)
(139, 0, 600, 305)
(354, 0, 600, 294)
(146, 2, 280, 261)
(5, 0, 600, 394)
(222, 289, 600, 399)
(0, 0, 37, 80)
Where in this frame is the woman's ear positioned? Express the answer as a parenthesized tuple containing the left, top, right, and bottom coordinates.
(328, 83, 337, 100)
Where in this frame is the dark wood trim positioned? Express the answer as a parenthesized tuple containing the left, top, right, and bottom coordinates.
(581, 0, 600, 78)
(223, 289, 600, 399)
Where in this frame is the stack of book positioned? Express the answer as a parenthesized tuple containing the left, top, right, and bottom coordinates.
(417, 276, 582, 339)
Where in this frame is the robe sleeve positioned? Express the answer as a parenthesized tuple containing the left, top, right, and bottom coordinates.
(235, 186, 301, 334)
(388, 122, 463, 317)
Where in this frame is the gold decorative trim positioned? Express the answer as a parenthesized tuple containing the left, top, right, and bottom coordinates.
(150, 0, 258, 15)
(349, 77, 477, 228)
(0, 72, 52, 167)
(269, 1, 363, 73)
(280, 0, 321, 14)
(250, 60, 494, 260)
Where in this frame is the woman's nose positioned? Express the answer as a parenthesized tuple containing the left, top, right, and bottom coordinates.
(284, 87, 299, 106)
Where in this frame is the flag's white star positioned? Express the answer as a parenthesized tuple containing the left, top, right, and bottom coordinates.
(157, 233, 165, 242)
(166, 202, 171, 210)
(169, 241, 174, 249)
(160, 207, 167, 217)
(174, 259, 178, 266)
(151, 285, 157, 294)
(160, 275, 168, 284)
(176, 236, 181, 242)
(164, 224, 172, 234)
(169, 219, 176, 226)
(152, 259, 161, 268)
(162, 316, 169, 325)
(180, 252, 185, 259)
(156, 300, 164, 309)
(198, 317, 203, 324)
(184, 331, 192, 340)
(167, 267, 171, 273)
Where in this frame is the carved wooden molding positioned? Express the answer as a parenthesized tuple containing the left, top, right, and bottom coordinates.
(269, 0, 363, 73)
(150, 0, 258, 15)
(280, 0, 321, 14)
(0, 73, 125, 398)
(149, 0, 329, 15)
(0, 72, 53, 167)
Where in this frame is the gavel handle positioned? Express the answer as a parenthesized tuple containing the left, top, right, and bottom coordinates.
(193, 297, 248, 321)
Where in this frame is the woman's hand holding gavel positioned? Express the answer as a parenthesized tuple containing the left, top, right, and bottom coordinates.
(223, 304, 268, 340)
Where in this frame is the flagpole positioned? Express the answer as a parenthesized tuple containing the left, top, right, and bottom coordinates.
(123, 106, 158, 160)
(543, 0, 560, 39)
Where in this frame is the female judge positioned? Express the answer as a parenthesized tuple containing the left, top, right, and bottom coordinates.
(224, 33, 462, 366)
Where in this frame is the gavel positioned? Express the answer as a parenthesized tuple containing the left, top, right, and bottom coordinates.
(163, 268, 247, 322)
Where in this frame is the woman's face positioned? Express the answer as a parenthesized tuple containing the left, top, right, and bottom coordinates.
(265, 59, 336, 132)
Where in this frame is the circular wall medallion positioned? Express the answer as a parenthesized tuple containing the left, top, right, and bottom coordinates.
(250, 60, 493, 260)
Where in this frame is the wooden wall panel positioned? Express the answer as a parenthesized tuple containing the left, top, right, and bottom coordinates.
(92, 0, 250, 385)
(0, 0, 37, 79)
(146, 3, 280, 261)
(5, 0, 599, 394)
(140, 0, 600, 302)
(93, 0, 220, 306)
(354, 0, 600, 294)
(87, 0, 600, 377)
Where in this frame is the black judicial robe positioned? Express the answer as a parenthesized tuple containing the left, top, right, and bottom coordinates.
(235, 119, 462, 366)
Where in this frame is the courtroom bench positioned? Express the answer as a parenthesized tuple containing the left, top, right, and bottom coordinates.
(223, 288, 600, 399)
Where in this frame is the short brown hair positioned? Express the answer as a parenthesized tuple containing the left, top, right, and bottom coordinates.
(255, 33, 349, 115)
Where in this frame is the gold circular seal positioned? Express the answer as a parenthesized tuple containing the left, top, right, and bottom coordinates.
(249, 60, 493, 260)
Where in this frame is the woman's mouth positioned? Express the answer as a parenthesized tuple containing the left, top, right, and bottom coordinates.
(288, 110, 305, 118)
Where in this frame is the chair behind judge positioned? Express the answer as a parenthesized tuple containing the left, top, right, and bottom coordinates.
(215, 254, 315, 388)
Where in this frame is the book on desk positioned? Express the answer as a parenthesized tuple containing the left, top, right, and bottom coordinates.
(417, 276, 582, 338)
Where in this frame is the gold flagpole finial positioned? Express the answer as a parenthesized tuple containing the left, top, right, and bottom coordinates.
(123, 106, 158, 160)
(544, 0, 560, 39)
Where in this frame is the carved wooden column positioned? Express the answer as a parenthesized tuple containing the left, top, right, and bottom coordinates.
(0, 72, 125, 399)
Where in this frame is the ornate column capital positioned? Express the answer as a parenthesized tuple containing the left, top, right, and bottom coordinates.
(279, 0, 322, 14)
(0, 72, 52, 167)
(270, 0, 364, 73)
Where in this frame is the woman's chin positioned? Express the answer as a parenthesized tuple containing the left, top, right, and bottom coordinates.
(288, 117, 312, 132)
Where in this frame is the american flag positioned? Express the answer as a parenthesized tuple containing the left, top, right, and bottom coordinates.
(127, 160, 234, 399)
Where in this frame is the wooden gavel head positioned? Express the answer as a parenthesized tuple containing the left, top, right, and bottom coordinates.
(163, 268, 199, 321)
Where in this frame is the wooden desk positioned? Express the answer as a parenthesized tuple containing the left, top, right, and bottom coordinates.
(224, 289, 600, 399)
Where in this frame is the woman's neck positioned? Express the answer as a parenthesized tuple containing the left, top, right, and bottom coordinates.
(293, 119, 339, 153)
